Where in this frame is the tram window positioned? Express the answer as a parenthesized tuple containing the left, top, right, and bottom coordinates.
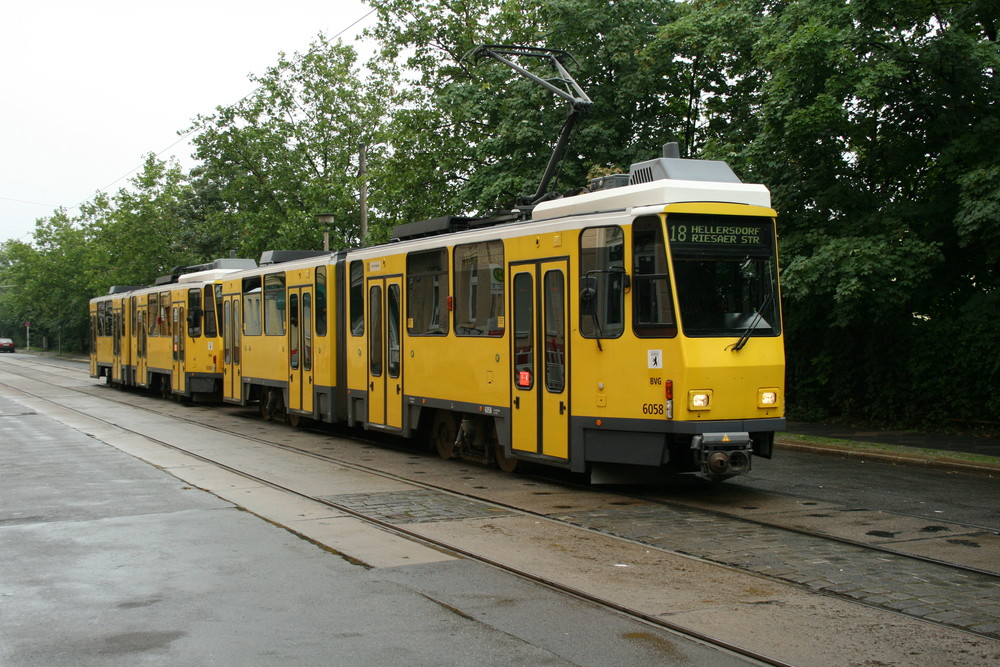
(369, 284, 383, 376)
(349, 261, 364, 336)
(148, 294, 158, 336)
(159, 292, 171, 337)
(289, 293, 299, 370)
(203, 285, 218, 338)
(188, 288, 202, 338)
(316, 266, 327, 337)
(544, 270, 566, 393)
(579, 226, 625, 338)
(264, 273, 286, 335)
(513, 273, 534, 390)
(407, 248, 449, 336)
(243, 277, 262, 336)
(388, 284, 400, 378)
(454, 241, 504, 336)
(669, 214, 781, 338)
(223, 301, 232, 365)
(633, 216, 677, 337)
(302, 293, 312, 371)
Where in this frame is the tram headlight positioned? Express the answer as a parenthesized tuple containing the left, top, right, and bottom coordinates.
(758, 388, 780, 408)
(688, 390, 712, 410)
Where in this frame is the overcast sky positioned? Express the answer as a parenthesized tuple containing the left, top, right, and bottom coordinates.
(0, 0, 375, 244)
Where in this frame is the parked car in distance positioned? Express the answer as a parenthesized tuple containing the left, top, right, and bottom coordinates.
(0, 338, 15, 352)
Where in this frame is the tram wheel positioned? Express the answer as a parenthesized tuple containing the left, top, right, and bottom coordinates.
(494, 440, 520, 473)
(270, 390, 286, 423)
(432, 410, 457, 459)
(287, 414, 300, 428)
(259, 390, 271, 421)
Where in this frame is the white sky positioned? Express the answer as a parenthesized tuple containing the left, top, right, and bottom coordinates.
(0, 0, 375, 244)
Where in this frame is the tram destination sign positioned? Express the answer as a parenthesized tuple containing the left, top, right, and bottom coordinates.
(668, 220, 772, 249)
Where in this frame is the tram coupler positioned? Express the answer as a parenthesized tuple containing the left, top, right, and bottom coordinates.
(692, 432, 753, 479)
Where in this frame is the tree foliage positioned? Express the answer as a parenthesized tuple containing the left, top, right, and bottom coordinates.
(188, 36, 387, 251)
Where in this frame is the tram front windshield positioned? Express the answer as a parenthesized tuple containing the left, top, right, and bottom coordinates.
(667, 214, 780, 339)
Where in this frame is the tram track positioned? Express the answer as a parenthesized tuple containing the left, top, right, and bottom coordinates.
(30, 357, 1000, 580)
(3, 356, 1000, 663)
(2, 358, 787, 666)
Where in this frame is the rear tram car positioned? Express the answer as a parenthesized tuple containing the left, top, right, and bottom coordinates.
(91, 151, 784, 483)
(91, 258, 255, 398)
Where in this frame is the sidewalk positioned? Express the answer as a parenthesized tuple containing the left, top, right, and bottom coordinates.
(780, 421, 1000, 472)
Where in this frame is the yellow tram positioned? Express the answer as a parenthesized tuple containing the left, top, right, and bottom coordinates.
(91, 152, 784, 483)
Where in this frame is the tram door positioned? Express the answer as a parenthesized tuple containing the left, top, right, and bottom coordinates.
(222, 296, 241, 402)
(366, 277, 402, 430)
(171, 303, 186, 393)
(136, 305, 148, 387)
(510, 260, 569, 460)
(111, 302, 123, 383)
(287, 287, 314, 415)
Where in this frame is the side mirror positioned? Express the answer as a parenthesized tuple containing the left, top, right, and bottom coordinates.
(580, 276, 597, 316)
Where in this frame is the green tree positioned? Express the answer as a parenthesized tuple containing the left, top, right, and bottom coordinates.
(189, 36, 386, 252)
(0, 211, 96, 352)
(88, 154, 200, 287)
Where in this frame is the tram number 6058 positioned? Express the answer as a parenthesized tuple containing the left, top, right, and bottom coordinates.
(642, 403, 665, 415)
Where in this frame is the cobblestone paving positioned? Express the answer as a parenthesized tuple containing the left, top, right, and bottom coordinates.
(322, 490, 512, 524)
(552, 504, 1000, 639)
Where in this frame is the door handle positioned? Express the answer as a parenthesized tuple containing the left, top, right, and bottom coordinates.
(370, 382, 374, 391)
(396, 384, 401, 395)
(560, 401, 567, 415)
(513, 396, 520, 409)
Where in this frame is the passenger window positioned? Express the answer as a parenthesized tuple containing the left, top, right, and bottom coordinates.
(188, 288, 202, 338)
(316, 266, 327, 337)
(148, 294, 158, 336)
(243, 277, 262, 336)
(203, 285, 218, 338)
(350, 261, 364, 336)
(407, 249, 449, 335)
(579, 226, 625, 338)
(454, 241, 504, 336)
(159, 292, 171, 337)
(264, 273, 286, 335)
(633, 216, 676, 337)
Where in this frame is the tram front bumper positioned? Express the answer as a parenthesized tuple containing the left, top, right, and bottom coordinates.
(692, 432, 753, 478)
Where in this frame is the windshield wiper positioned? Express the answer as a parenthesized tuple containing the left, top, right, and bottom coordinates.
(733, 293, 773, 352)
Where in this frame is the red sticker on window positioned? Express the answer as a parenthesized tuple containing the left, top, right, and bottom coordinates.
(518, 371, 531, 387)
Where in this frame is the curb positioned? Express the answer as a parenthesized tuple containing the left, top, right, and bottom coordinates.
(776, 438, 1000, 475)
